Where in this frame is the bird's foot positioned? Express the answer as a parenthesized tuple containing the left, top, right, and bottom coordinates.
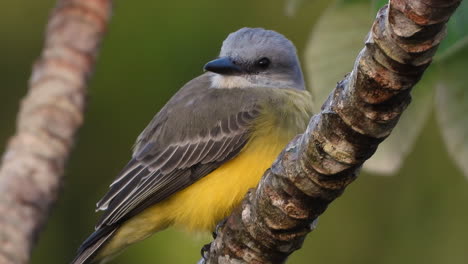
(212, 218, 227, 239)
(202, 218, 226, 261)
(200, 242, 211, 261)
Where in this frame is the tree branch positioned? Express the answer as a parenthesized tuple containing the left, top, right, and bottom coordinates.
(0, 1, 112, 263)
(202, 0, 462, 263)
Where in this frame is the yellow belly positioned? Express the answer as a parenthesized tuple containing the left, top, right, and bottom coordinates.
(168, 133, 288, 231)
(99, 131, 291, 258)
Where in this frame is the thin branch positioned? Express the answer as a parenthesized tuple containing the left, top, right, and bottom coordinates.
(202, 0, 462, 263)
(0, 1, 112, 263)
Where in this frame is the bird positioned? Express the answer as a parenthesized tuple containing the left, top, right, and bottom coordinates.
(71, 27, 314, 264)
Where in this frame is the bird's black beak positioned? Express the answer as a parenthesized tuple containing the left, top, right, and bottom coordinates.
(203, 57, 242, 75)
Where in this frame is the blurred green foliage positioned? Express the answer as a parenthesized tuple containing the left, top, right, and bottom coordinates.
(1, 1, 467, 264)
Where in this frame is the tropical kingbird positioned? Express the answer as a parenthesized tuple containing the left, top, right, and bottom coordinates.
(72, 27, 313, 264)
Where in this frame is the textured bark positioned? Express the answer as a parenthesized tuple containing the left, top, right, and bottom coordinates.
(0, 1, 112, 263)
(203, 0, 462, 263)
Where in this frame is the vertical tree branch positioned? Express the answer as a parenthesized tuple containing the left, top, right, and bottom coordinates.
(203, 0, 462, 263)
(0, 1, 112, 263)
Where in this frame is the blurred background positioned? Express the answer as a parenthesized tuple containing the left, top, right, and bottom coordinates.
(1, 0, 467, 263)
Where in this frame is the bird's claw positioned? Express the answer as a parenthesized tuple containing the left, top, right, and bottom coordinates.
(200, 242, 211, 261)
(213, 218, 227, 239)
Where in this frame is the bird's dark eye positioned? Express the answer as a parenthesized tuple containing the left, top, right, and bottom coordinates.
(256, 57, 271, 68)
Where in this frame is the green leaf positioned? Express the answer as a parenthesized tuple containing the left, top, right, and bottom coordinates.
(435, 0, 468, 62)
(305, 1, 374, 112)
(363, 72, 435, 175)
(435, 45, 468, 179)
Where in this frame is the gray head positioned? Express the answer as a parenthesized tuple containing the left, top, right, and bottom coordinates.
(204, 28, 305, 90)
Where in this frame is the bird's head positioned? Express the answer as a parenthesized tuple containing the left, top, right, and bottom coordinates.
(204, 27, 305, 90)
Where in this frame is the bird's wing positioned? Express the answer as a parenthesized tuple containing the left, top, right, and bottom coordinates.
(94, 74, 262, 229)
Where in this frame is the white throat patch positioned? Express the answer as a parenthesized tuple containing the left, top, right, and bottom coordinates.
(209, 74, 304, 90)
(210, 74, 257, 89)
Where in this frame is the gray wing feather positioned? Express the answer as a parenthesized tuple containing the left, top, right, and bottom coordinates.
(71, 228, 117, 264)
(94, 74, 262, 229)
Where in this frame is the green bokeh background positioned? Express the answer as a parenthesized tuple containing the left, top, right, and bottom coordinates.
(1, 1, 467, 263)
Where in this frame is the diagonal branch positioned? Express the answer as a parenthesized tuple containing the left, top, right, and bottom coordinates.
(202, 0, 462, 263)
(0, 1, 112, 263)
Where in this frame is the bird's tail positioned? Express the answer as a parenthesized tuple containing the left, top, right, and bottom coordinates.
(71, 200, 172, 263)
(71, 225, 118, 264)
